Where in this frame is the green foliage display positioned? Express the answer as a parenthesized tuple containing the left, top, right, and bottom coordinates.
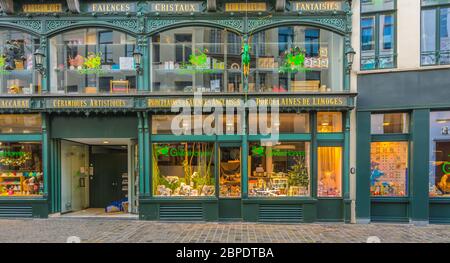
(287, 156, 309, 188)
(279, 46, 308, 74)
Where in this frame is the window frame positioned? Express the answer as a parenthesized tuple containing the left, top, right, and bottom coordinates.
(360, 0, 397, 70)
(370, 111, 411, 199)
(421, 3, 450, 66)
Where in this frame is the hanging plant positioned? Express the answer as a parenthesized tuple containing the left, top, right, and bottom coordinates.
(179, 48, 221, 74)
(0, 152, 32, 167)
(78, 52, 103, 75)
(279, 46, 309, 74)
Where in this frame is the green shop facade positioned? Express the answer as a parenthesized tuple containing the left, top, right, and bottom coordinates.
(0, 0, 357, 222)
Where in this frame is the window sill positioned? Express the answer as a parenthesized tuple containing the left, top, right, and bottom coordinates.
(356, 64, 450, 75)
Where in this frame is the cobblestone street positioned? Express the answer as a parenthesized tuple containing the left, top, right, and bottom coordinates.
(0, 218, 449, 243)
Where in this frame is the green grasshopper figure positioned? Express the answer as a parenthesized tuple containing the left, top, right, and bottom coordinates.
(242, 43, 250, 78)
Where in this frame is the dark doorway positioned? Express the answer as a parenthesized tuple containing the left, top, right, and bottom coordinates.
(89, 146, 128, 208)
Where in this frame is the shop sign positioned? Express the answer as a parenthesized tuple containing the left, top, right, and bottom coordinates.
(0, 99, 30, 109)
(88, 2, 136, 13)
(148, 98, 242, 108)
(22, 3, 63, 13)
(155, 145, 212, 157)
(251, 146, 305, 157)
(225, 2, 267, 12)
(149, 2, 203, 12)
(47, 98, 134, 109)
(290, 1, 343, 12)
(255, 96, 346, 107)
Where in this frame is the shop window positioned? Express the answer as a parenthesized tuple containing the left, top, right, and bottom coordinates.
(421, 1, 450, 65)
(429, 111, 450, 197)
(0, 114, 41, 134)
(0, 142, 43, 197)
(317, 146, 342, 197)
(152, 142, 215, 197)
(151, 27, 242, 93)
(248, 113, 310, 134)
(317, 112, 342, 133)
(0, 29, 41, 95)
(370, 142, 408, 197)
(220, 146, 241, 197)
(361, 0, 395, 13)
(371, 113, 409, 134)
(248, 142, 310, 197)
(49, 28, 137, 94)
(152, 113, 241, 135)
(249, 26, 343, 93)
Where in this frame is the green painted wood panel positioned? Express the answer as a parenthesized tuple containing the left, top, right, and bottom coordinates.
(356, 111, 371, 222)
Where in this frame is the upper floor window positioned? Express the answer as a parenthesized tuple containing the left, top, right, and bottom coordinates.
(361, 0, 396, 70)
(249, 26, 343, 92)
(0, 29, 40, 95)
(50, 28, 137, 94)
(371, 113, 409, 134)
(421, 0, 450, 65)
(151, 27, 242, 93)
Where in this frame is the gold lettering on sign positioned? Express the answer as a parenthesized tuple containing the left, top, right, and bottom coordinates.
(51, 99, 129, 108)
(0, 99, 30, 109)
(152, 3, 199, 12)
(147, 98, 242, 108)
(23, 4, 62, 13)
(292, 1, 342, 12)
(91, 3, 132, 12)
(225, 3, 267, 12)
(256, 97, 345, 107)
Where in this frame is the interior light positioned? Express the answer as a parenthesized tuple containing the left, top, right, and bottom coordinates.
(321, 122, 329, 126)
(436, 119, 450, 124)
(383, 122, 390, 126)
(103, 141, 110, 144)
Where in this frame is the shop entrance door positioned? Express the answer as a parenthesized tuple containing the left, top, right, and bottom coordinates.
(218, 144, 242, 220)
(89, 146, 128, 208)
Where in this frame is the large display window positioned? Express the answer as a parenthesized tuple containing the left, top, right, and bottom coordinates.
(151, 27, 242, 93)
(0, 142, 43, 196)
(248, 142, 310, 197)
(50, 28, 137, 94)
(249, 26, 343, 92)
(0, 29, 41, 95)
(429, 111, 450, 197)
(152, 142, 215, 197)
(0, 114, 41, 134)
(317, 146, 342, 197)
(370, 142, 408, 197)
(220, 146, 241, 197)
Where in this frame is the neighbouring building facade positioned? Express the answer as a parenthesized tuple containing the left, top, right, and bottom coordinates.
(0, 0, 447, 225)
(355, 0, 450, 224)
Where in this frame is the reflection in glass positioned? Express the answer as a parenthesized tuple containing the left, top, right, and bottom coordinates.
(318, 147, 342, 197)
(248, 113, 310, 134)
(370, 142, 408, 197)
(152, 143, 215, 197)
(421, 9, 437, 65)
(429, 111, 450, 197)
(371, 113, 409, 134)
(0, 142, 43, 197)
(151, 27, 242, 93)
(249, 142, 310, 197)
(249, 26, 343, 92)
(0, 114, 42, 134)
(220, 147, 241, 197)
(50, 28, 137, 94)
(0, 29, 40, 94)
(317, 112, 342, 133)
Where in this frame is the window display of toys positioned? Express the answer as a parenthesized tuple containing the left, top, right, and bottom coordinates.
(0, 171, 43, 196)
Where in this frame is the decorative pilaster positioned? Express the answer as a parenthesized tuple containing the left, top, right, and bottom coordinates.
(40, 35, 49, 93)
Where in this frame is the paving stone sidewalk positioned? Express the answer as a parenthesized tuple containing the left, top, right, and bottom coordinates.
(0, 218, 449, 243)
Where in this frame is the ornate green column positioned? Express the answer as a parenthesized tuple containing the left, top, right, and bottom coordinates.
(343, 111, 351, 222)
(137, 112, 145, 195)
(41, 35, 49, 93)
(143, 112, 151, 195)
(41, 112, 49, 197)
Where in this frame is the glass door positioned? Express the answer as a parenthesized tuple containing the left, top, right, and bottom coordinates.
(218, 144, 242, 220)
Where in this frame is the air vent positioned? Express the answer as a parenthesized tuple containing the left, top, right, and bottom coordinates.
(0, 206, 33, 218)
(159, 204, 203, 221)
(258, 205, 303, 222)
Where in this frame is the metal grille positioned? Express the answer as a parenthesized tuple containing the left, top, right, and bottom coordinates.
(258, 205, 303, 222)
(159, 204, 203, 221)
(0, 206, 33, 218)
